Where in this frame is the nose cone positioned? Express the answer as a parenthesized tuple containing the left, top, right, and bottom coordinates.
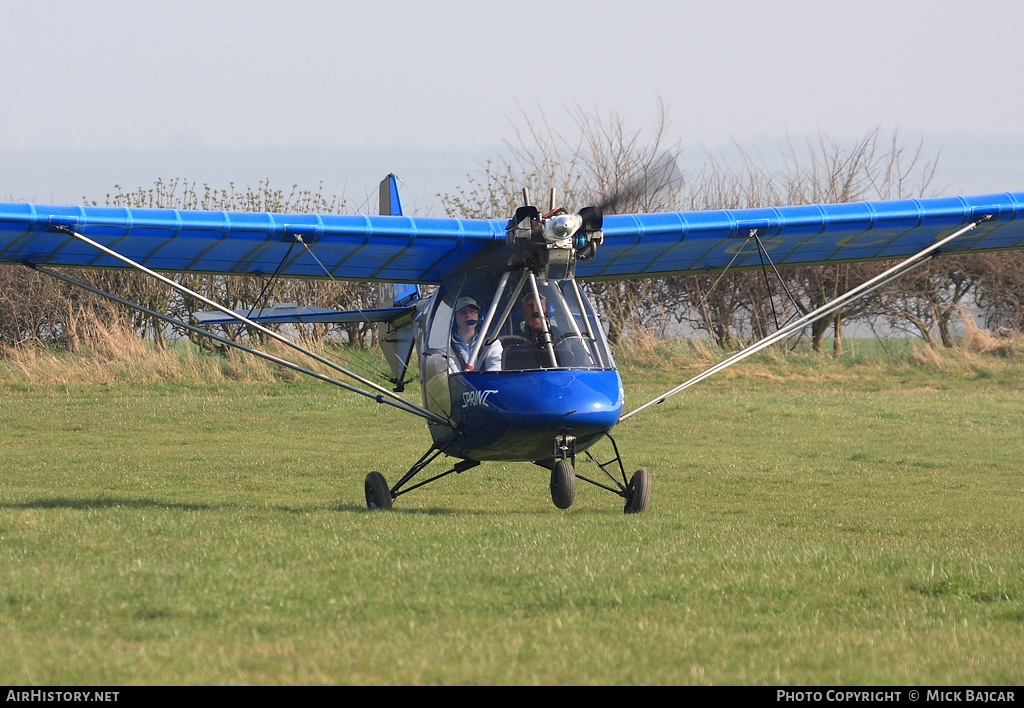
(443, 370, 624, 461)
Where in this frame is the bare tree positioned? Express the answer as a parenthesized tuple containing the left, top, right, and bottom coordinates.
(969, 251, 1024, 334)
(442, 101, 687, 344)
(751, 129, 940, 352)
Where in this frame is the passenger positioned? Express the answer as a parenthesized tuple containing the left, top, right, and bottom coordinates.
(450, 296, 502, 372)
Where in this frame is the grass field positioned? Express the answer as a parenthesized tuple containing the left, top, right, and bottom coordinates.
(1, 340, 1022, 685)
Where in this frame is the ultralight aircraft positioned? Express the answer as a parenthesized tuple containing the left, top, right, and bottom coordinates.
(1, 176, 1022, 513)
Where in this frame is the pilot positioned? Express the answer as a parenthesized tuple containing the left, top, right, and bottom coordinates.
(450, 296, 502, 372)
(504, 291, 560, 369)
(520, 291, 559, 341)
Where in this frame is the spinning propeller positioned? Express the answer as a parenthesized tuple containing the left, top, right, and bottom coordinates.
(506, 152, 681, 274)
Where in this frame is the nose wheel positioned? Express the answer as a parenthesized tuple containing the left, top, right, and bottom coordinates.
(550, 459, 577, 509)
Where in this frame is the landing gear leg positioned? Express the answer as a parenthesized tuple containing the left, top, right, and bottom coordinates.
(364, 443, 480, 511)
(573, 433, 653, 514)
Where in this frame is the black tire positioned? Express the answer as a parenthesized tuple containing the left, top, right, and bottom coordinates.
(550, 459, 577, 510)
(623, 468, 651, 515)
(365, 471, 393, 510)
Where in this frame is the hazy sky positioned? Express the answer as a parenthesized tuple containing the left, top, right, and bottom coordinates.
(3, 0, 1022, 208)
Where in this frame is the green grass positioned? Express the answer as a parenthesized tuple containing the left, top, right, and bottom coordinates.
(1, 344, 1023, 684)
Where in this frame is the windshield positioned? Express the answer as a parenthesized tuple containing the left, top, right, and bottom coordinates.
(445, 271, 614, 372)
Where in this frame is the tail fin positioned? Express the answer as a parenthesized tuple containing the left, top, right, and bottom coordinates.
(379, 173, 405, 217)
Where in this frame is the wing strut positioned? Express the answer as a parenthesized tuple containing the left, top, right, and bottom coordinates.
(45, 225, 452, 427)
(618, 216, 992, 423)
(29, 264, 450, 425)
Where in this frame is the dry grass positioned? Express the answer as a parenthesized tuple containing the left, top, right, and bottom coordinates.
(1, 321, 286, 386)
(5, 315, 1024, 390)
(0, 320, 396, 389)
(959, 308, 1024, 357)
(907, 311, 1024, 376)
(613, 323, 1024, 395)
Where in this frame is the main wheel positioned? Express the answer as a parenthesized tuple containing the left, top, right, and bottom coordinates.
(550, 459, 577, 510)
(365, 471, 393, 510)
(623, 468, 651, 514)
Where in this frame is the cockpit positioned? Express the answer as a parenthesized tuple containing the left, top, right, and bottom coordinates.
(420, 270, 614, 374)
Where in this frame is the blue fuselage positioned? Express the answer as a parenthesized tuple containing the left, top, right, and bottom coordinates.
(430, 370, 624, 461)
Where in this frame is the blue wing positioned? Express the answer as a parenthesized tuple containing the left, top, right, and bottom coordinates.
(0, 202, 507, 284)
(577, 192, 1024, 279)
(1, 191, 1022, 282)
